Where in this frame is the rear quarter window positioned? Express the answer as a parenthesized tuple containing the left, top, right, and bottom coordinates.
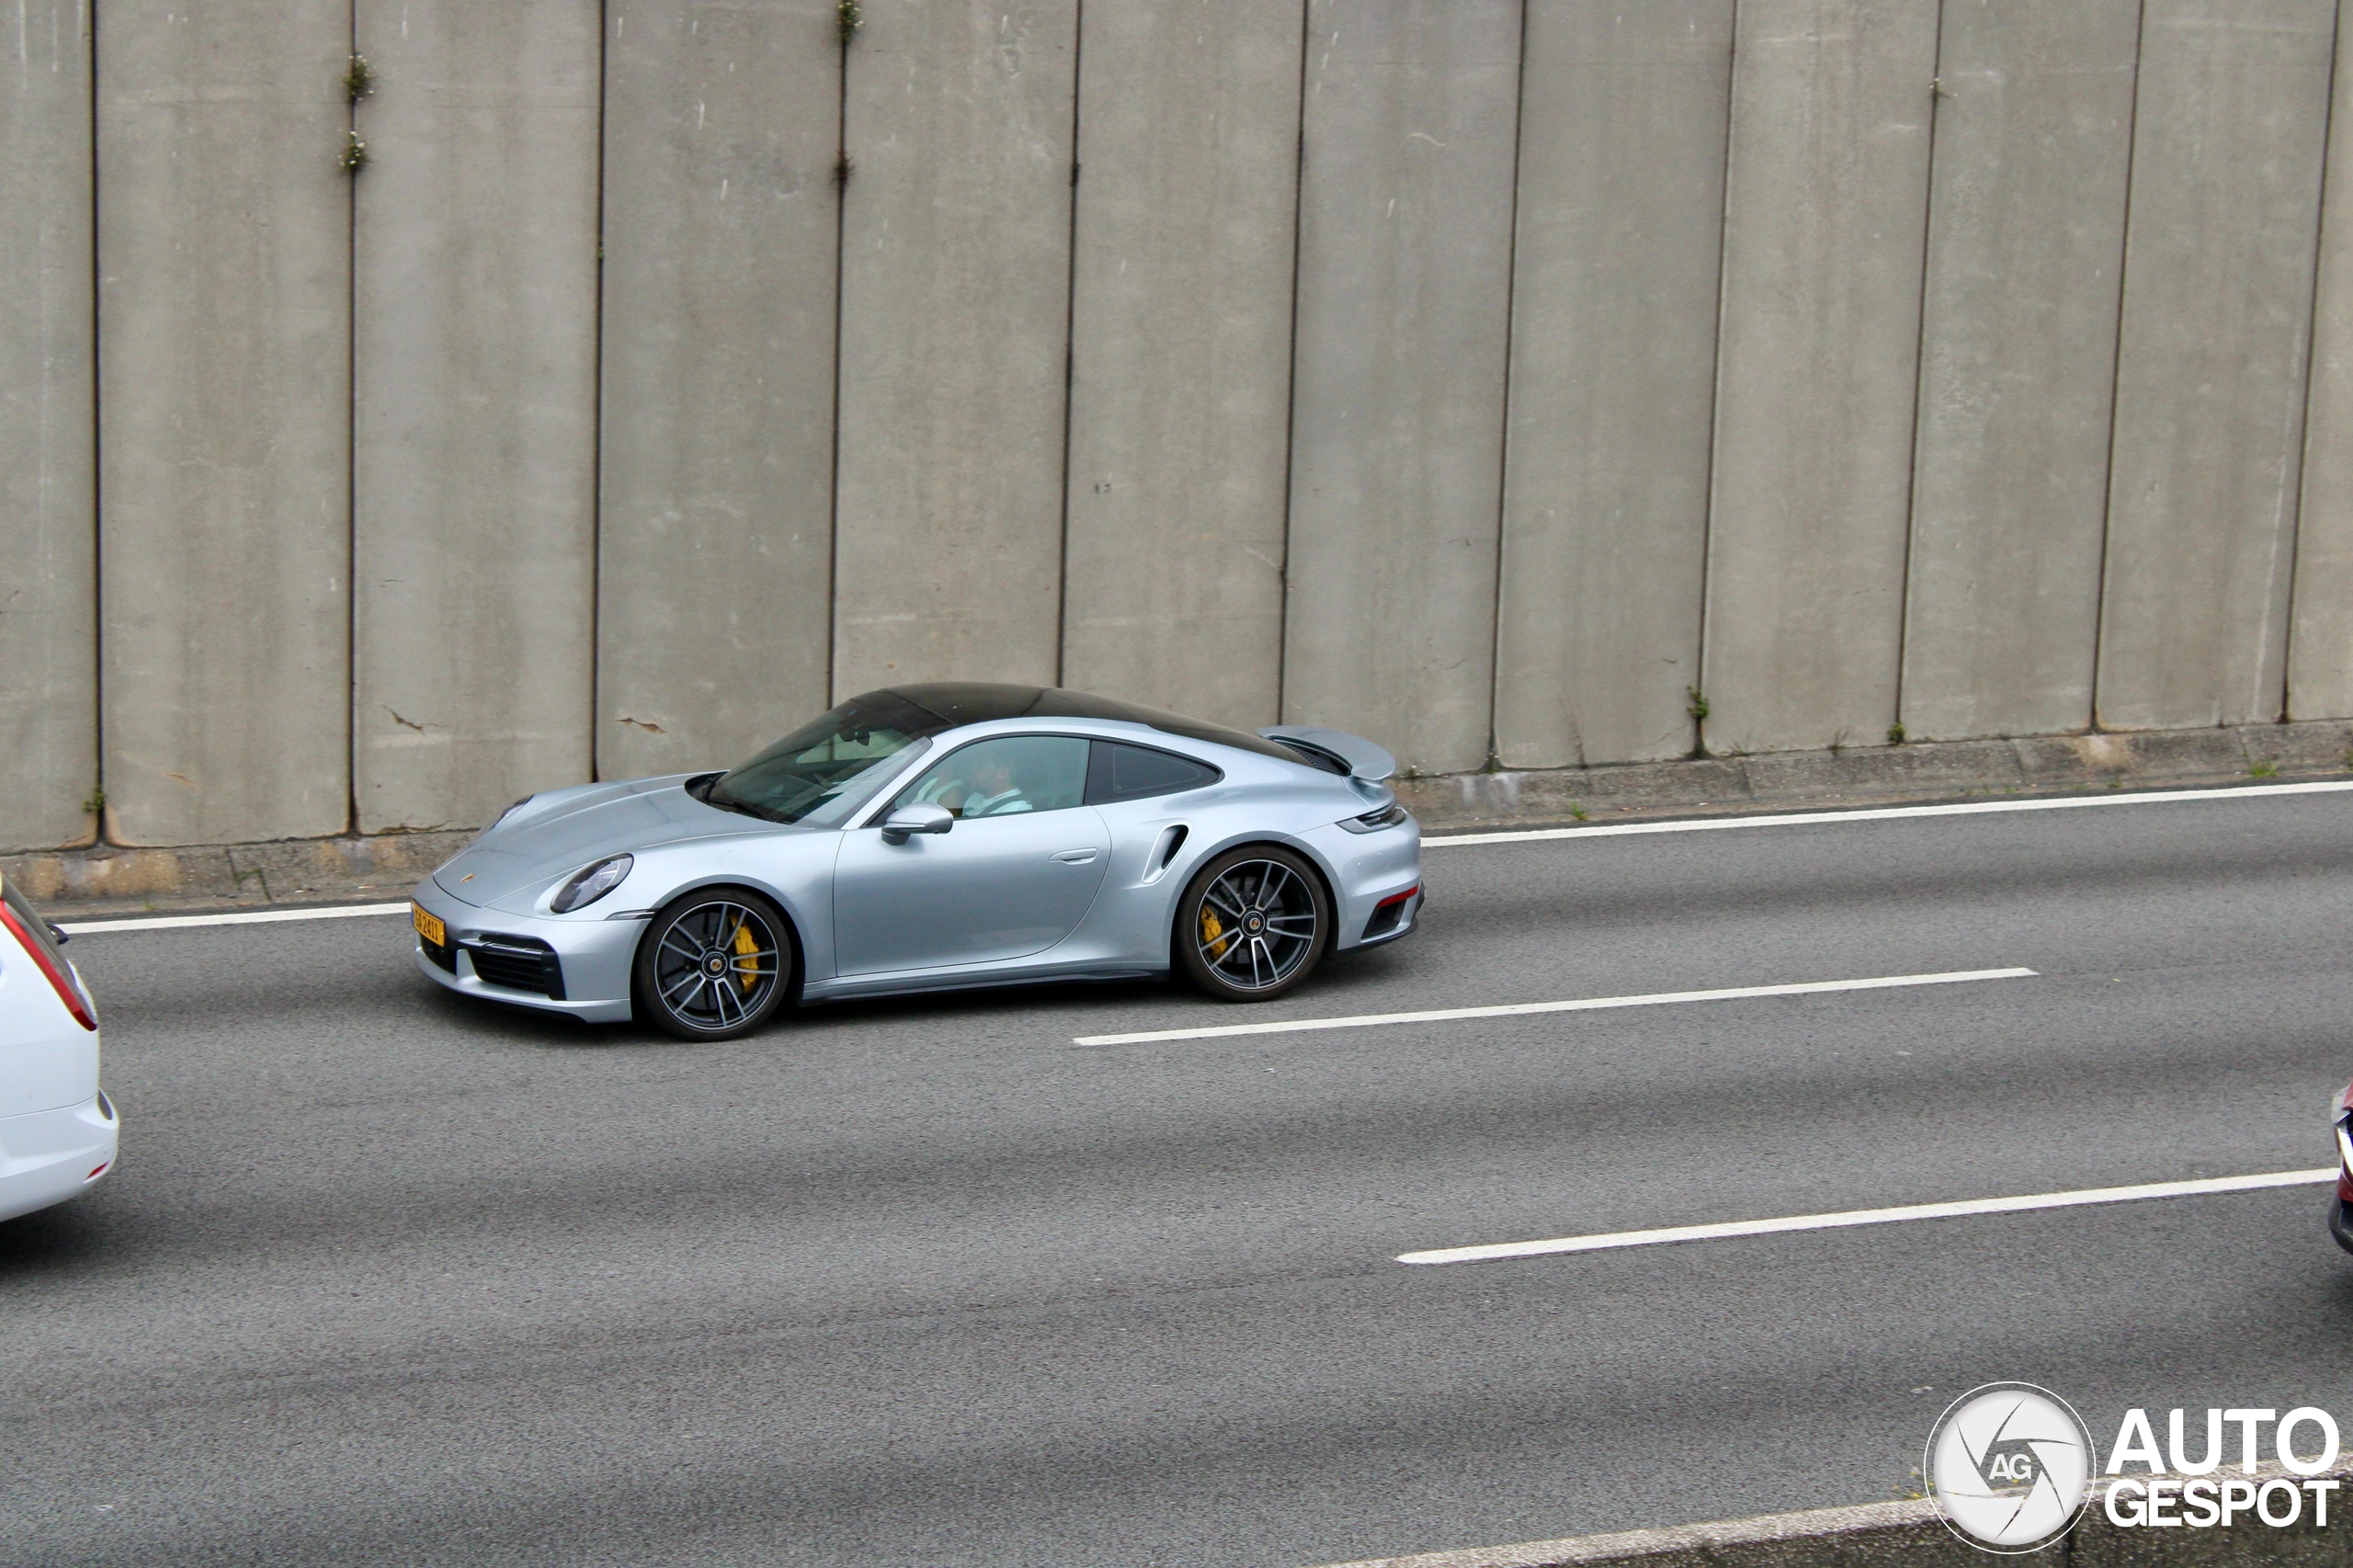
(1086, 742, 1222, 804)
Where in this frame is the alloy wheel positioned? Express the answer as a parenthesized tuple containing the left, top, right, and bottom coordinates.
(642, 895, 786, 1037)
(1193, 858, 1320, 994)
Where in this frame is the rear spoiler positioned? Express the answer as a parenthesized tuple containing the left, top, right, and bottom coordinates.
(1257, 725, 1397, 783)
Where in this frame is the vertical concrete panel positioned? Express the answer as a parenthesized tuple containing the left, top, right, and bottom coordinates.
(1284, 0, 1520, 775)
(833, 1, 1076, 696)
(1700, 0, 1937, 756)
(2290, 0, 2353, 720)
(1493, 2, 1733, 769)
(597, 2, 839, 778)
(0, 2, 95, 851)
(2097, 0, 2336, 731)
(353, 1, 601, 831)
(97, 3, 350, 846)
(1058, 0, 1302, 732)
(1900, 0, 2139, 742)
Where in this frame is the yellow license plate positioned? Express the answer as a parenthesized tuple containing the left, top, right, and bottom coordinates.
(412, 903, 447, 947)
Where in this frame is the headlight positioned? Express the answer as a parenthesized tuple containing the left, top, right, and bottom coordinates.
(550, 854, 632, 914)
(1337, 802, 1409, 834)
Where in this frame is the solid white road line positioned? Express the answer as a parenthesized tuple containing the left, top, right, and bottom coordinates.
(1396, 1167, 2338, 1266)
(1072, 966, 2037, 1047)
(59, 902, 412, 936)
(1424, 778, 2353, 847)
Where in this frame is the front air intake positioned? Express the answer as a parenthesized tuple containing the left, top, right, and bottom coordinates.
(463, 935, 566, 1000)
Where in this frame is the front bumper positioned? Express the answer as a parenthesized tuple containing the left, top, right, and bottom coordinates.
(0, 1093, 118, 1224)
(410, 880, 641, 1024)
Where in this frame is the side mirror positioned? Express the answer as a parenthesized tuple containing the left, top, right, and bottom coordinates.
(880, 803, 953, 844)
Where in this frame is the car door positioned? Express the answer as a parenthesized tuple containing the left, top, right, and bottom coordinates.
(831, 734, 1112, 975)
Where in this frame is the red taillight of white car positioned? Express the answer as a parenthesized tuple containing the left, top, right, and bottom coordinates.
(2336, 1083, 2353, 1202)
(0, 894, 97, 1031)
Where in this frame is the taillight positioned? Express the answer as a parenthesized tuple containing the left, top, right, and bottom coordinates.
(0, 900, 97, 1030)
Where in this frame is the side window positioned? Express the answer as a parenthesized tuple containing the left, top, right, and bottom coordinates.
(1086, 741, 1222, 804)
(892, 735, 1089, 819)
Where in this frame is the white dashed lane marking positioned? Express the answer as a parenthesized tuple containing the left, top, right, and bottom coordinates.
(1396, 1169, 2338, 1266)
(1073, 967, 2038, 1046)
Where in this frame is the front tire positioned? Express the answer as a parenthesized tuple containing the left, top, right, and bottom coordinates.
(632, 886, 794, 1040)
(1175, 846, 1330, 1002)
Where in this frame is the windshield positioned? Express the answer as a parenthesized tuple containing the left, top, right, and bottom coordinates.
(705, 696, 936, 824)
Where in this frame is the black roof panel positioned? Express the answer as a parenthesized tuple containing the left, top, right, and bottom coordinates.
(865, 684, 1300, 764)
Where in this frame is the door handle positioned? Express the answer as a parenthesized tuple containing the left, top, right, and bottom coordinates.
(1052, 848, 1099, 864)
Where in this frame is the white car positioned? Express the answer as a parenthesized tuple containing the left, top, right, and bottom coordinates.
(0, 873, 116, 1223)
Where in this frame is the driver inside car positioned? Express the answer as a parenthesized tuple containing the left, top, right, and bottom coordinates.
(958, 755, 1033, 818)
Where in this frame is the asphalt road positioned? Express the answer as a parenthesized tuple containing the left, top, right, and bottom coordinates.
(9, 790, 2353, 1567)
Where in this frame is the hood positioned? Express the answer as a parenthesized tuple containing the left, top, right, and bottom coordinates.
(1257, 724, 1398, 782)
(432, 775, 775, 909)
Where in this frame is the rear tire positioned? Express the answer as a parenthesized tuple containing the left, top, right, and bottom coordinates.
(631, 886, 795, 1040)
(1175, 846, 1329, 1002)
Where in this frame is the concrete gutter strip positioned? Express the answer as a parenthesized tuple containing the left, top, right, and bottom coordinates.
(0, 828, 476, 917)
(1301, 1496, 1950, 1568)
(1387, 720, 2353, 833)
(1302, 1463, 2353, 1568)
(7, 720, 2353, 916)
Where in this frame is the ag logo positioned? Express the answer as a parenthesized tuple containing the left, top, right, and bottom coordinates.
(1926, 1382, 2097, 1552)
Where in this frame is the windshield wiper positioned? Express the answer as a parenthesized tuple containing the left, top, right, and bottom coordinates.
(699, 786, 786, 824)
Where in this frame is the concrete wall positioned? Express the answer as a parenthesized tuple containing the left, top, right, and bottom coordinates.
(1493, 0, 1733, 769)
(2290, 0, 2353, 721)
(0, 2, 96, 850)
(1058, 0, 1302, 733)
(18, 0, 2353, 852)
(351, 0, 602, 832)
(1701, 0, 1938, 757)
(1283, 0, 1522, 777)
(1899, 0, 2139, 743)
(2096, 0, 2336, 731)
(831, 0, 1077, 699)
(94, 0, 351, 847)
(596, 0, 840, 780)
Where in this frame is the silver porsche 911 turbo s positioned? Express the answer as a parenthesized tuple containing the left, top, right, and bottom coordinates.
(409, 684, 1423, 1039)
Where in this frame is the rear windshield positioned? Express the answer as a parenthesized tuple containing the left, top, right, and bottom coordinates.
(704, 695, 938, 824)
(0, 874, 68, 969)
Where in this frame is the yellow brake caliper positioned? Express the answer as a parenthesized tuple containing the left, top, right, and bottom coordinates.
(1199, 906, 1231, 961)
(733, 919, 761, 992)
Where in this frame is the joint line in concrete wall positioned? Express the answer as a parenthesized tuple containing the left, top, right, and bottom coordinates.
(343, 0, 359, 835)
(2283, 0, 2347, 722)
(1273, 0, 1313, 725)
(824, 9, 848, 707)
(1893, 0, 1952, 740)
(1482, 0, 1532, 772)
(2088, 0, 2152, 731)
(1692, 0, 1745, 760)
(588, 0, 608, 778)
(1053, 0, 1085, 691)
(85, 0, 104, 846)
